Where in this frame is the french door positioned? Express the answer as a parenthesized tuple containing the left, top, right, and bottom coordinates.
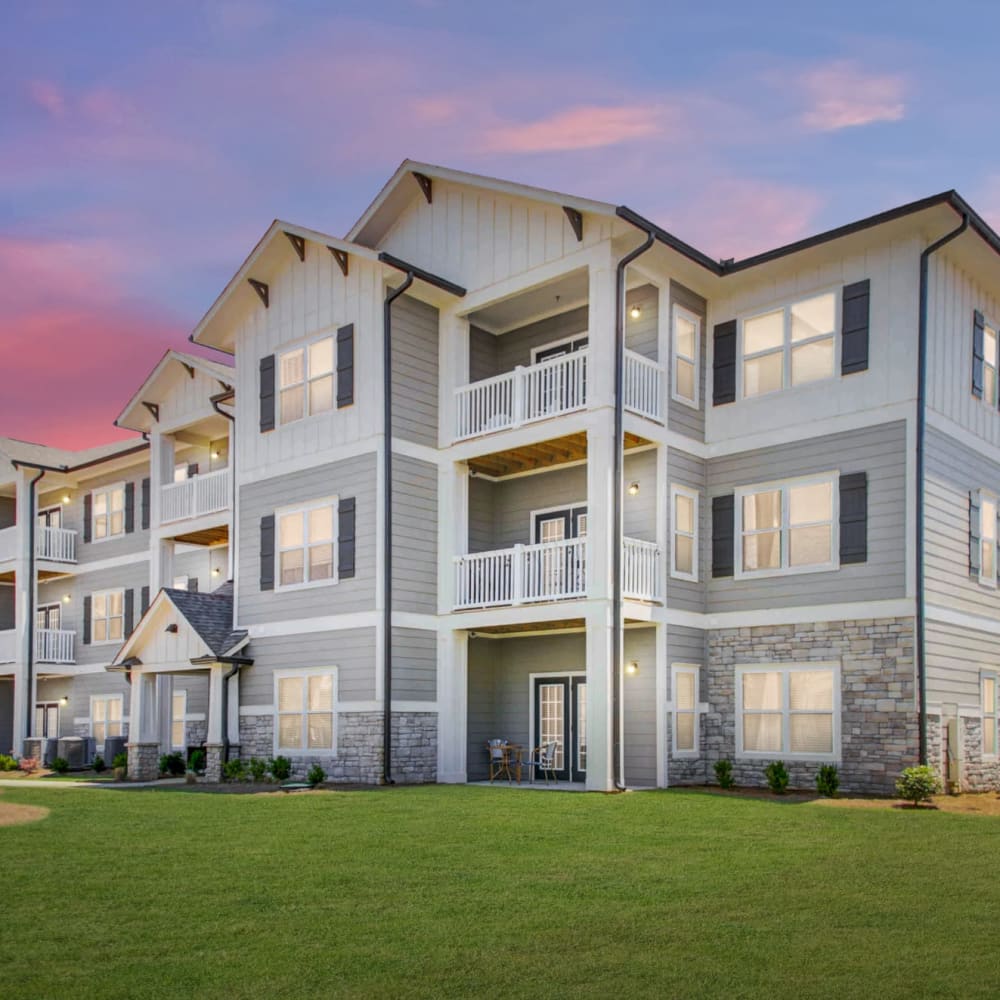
(35, 702, 59, 738)
(533, 675, 587, 782)
(534, 506, 587, 597)
(533, 336, 588, 415)
(37, 506, 61, 529)
(36, 603, 61, 630)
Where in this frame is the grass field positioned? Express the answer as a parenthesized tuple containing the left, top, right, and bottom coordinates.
(1, 784, 998, 999)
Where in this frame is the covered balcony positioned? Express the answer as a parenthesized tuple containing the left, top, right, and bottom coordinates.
(36, 628, 75, 664)
(0, 525, 77, 568)
(161, 467, 231, 525)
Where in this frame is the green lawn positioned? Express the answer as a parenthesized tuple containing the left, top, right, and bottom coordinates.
(1, 785, 998, 999)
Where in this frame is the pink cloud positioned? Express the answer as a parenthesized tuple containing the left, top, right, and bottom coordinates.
(27, 80, 66, 118)
(800, 61, 906, 131)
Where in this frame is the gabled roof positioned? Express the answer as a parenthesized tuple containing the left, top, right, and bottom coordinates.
(115, 349, 235, 432)
(0, 435, 148, 493)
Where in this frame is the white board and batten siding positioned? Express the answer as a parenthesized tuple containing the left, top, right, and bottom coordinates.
(157, 366, 232, 431)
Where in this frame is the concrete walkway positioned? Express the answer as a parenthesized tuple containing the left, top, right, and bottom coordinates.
(0, 777, 187, 790)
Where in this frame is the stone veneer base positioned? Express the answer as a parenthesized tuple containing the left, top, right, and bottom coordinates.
(127, 742, 161, 782)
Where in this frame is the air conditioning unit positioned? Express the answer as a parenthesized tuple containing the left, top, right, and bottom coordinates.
(103, 736, 127, 765)
(56, 737, 87, 769)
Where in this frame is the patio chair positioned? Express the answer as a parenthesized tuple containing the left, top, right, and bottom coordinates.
(526, 741, 559, 784)
(486, 739, 513, 783)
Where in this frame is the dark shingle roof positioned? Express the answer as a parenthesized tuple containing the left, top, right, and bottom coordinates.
(163, 581, 247, 657)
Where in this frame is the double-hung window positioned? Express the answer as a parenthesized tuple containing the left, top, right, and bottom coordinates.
(279, 336, 334, 424)
(983, 320, 999, 408)
(983, 674, 998, 758)
(738, 664, 839, 759)
(672, 665, 700, 754)
(672, 305, 700, 407)
(171, 690, 187, 750)
(978, 489, 997, 587)
(738, 475, 836, 576)
(277, 499, 336, 588)
(92, 589, 125, 644)
(91, 695, 123, 749)
(742, 292, 836, 398)
(670, 485, 699, 581)
(276, 668, 336, 752)
(92, 484, 125, 540)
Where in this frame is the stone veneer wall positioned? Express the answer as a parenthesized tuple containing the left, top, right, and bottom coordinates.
(239, 711, 437, 785)
(691, 617, 919, 795)
(926, 714, 1000, 792)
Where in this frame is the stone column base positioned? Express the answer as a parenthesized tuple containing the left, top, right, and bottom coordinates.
(127, 742, 161, 782)
(204, 744, 224, 783)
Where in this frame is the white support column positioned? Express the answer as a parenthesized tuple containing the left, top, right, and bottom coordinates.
(438, 306, 470, 449)
(12, 467, 35, 748)
(655, 622, 668, 788)
(437, 461, 468, 615)
(656, 444, 669, 602)
(148, 430, 170, 533)
(227, 671, 240, 751)
(156, 675, 173, 752)
(150, 538, 175, 593)
(436, 628, 468, 783)
(206, 663, 226, 745)
(126, 669, 161, 781)
(585, 603, 614, 791)
(587, 246, 617, 412)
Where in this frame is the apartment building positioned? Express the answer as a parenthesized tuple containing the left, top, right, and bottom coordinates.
(4, 162, 1000, 794)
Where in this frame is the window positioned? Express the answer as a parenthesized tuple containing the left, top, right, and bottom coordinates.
(737, 665, 839, 759)
(737, 475, 836, 577)
(279, 336, 334, 424)
(742, 292, 836, 398)
(275, 669, 336, 752)
(35, 702, 59, 738)
(277, 499, 337, 589)
(672, 305, 700, 406)
(672, 665, 699, 754)
(91, 695, 123, 750)
(92, 589, 125, 644)
(979, 490, 997, 588)
(92, 484, 125, 540)
(984, 320, 999, 408)
(983, 674, 998, 758)
(671, 485, 699, 581)
(171, 690, 187, 751)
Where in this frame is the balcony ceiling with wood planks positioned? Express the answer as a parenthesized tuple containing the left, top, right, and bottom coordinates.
(467, 431, 649, 478)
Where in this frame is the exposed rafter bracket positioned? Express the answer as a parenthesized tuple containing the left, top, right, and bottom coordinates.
(328, 246, 349, 277)
(142, 401, 160, 422)
(248, 278, 269, 308)
(563, 206, 584, 242)
(283, 231, 306, 262)
(217, 380, 233, 392)
(413, 171, 433, 204)
(179, 362, 195, 379)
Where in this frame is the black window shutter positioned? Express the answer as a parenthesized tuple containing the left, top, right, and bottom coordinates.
(140, 477, 150, 530)
(338, 497, 356, 579)
(973, 310, 985, 399)
(141, 585, 150, 616)
(83, 494, 92, 543)
(124, 482, 135, 534)
(260, 354, 276, 432)
(124, 589, 135, 636)
(711, 494, 735, 578)
(82, 595, 92, 645)
(839, 472, 868, 564)
(712, 320, 737, 405)
(188, 577, 198, 592)
(337, 324, 355, 408)
(260, 514, 275, 591)
(970, 490, 981, 578)
(841, 280, 870, 375)
(187, 463, 199, 478)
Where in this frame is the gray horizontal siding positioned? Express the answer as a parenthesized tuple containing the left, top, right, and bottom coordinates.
(623, 626, 657, 787)
(0, 497, 15, 530)
(496, 306, 588, 374)
(925, 621, 997, 707)
(668, 624, 707, 667)
(667, 447, 707, 613)
(238, 453, 376, 625)
(68, 670, 133, 735)
(623, 449, 658, 544)
(668, 280, 706, 442)
(707, 421, 906, 612)
(0, 584, 14, 630)
(391, 293, 440, 448)
(625, 284, 658, 361)
(392, 455, 437, 614)
(391, 627, 437, 701)
(469, 325, 497, 383)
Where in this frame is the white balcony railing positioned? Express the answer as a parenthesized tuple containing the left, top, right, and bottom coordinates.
(0, 526, 16, 563)
(36, 628, 75, 664)
(161, 468, 231, 525)
(454, 536, 661, 610)
(455, 350, 588, 440)
(37, 526, 77, 563)
(0, 629, 14, 664)
(623, 350, 664, 422)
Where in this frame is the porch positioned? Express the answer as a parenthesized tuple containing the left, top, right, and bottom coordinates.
(0, 628, 75, 665)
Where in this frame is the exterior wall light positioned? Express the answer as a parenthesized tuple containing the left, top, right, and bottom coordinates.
(212, 567, 221, 576)
(211, 450, 220, 459)
(626, 661, 640, 676)
(61, 494, 71, 505)
(627, 481, 640, 496)
(62, 594, 71, 604)
(59, 697, 68, 706)
(629, 305, 641, 319)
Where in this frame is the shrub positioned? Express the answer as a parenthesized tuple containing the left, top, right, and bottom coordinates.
(51, 756, 69, 774)
(764, 760, 789, 795)
(188, 749, 206, 774)
(159, 752, 186, 777)
(307, 764, 326, 788)
(815, 764, 839, 798)
(112, 752, 128, 771)
(223, 758, 247, 782)
(0, 753, 18, 772)
(896, 765, 941, 807)
(92, 755, 106, 774)
(714, 758, 735, 790)
(269, 756, 292, 781)
(248, 758, 268, 782)
(19, 757, 39, 773)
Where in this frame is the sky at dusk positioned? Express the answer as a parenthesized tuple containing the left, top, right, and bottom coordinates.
(4, 0, 1000, 448)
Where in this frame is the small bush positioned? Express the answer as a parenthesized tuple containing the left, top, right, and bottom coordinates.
(188, 749, 206, 774)
(248, 757, 268, 782)
(896, 765, 941, 807)
(0, 753, 18, 772)
(714, 758, 735, 790)
(51, 756, 70, 774)
(223, 758, 246, 782)
(159, 752, 186, 777)
(19, 757, 39, 773)
(92, 755, 106, 773)
(307, 764, 326, 788)
(815, 764, 839, 798)
(112, 751, 128, 771)
(269, 756, 292, 781)
(764, 760, 789, 795)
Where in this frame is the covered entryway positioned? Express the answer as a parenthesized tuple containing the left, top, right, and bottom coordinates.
(533, 674, 586, 782)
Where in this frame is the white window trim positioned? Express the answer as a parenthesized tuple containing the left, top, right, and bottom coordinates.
(90, 588, 126, 646)
(669, 484, 699, 582)
(278, 332, 337, 426)
(982, 671, 998, 760)
(529, 502, 588, 541)
(529, 332, 590, 364)
(90, 481, 126, 543)
(273, 666, 338, 755)
(90, 694, 124, 750)
(980, 314, 999, 408)
(274, 496, 339, 592)
(34, 701, 60, 739)
(735, 662, 841, 762)
(737, 288, 841, 401)
(671, 304, 701, 409)
(670, 663, 701, 757)
(171, 688, 187, 751)
(976, 487, 998, 589)
(734, 471, 840, 580)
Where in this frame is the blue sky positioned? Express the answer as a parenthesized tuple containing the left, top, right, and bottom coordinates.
(3, 0, 999, 445)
